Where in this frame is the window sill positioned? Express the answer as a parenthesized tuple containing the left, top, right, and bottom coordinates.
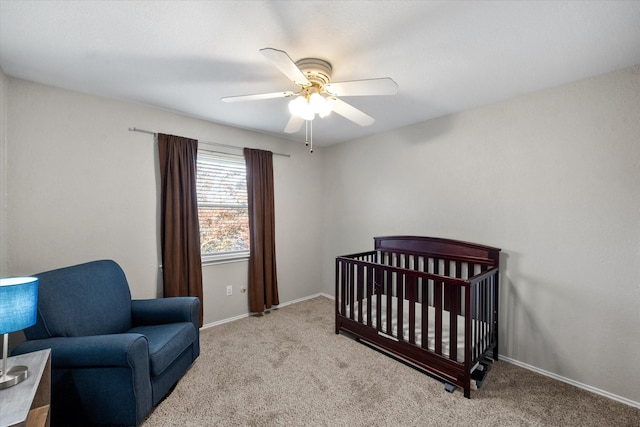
(202, 251, 250, 266)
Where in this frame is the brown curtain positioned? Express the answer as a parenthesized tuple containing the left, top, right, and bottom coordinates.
(244, 148, 279, 313)
(158, 133, 204, 326)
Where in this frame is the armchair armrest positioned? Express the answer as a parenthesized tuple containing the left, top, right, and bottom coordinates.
(131, 297, 200, 327)
(11, 334, 149, 369)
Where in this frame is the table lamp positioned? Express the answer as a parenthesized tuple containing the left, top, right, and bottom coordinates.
(0, 276, 38, 390)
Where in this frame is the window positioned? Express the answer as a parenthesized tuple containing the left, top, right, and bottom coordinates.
(196, 151, 249, 262)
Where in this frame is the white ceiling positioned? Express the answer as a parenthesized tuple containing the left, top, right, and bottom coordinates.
(1, 1, 640, 147)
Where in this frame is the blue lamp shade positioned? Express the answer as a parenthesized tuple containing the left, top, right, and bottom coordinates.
(0, 277, 38, 335)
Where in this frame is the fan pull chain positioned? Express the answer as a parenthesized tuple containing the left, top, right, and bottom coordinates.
(305, 120, 309, 146)
(304, 120, 313, 153)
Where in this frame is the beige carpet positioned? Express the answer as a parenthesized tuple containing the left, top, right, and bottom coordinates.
(142, 296, 639, 426)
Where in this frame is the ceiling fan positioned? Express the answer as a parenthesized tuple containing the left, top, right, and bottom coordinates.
(221, 48, 398, 151)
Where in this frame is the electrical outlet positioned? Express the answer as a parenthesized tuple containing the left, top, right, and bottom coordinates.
(226, 285, 232, 296)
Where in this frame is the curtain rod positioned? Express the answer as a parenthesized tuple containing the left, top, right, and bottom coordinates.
(128, 127, 290, 158)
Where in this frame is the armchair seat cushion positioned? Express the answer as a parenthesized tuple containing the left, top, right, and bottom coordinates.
(129, 323, 197, 376)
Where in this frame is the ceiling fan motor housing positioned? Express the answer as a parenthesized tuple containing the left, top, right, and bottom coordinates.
(295, 58, 332, 89)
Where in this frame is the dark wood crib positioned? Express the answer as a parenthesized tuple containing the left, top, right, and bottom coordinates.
(335, 236, 501, 398)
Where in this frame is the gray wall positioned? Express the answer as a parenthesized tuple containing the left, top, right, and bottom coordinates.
(4, 77, 325, 326)
(322, 65, 640, 404)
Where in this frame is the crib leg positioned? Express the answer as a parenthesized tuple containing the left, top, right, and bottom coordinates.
(444, 383, 456, 394)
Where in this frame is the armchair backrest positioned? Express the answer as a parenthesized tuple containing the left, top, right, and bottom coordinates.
(25, 260, 133, 339)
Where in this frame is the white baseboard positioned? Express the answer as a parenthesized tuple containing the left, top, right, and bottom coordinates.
(499, 355, 640, 409)
(201, 312, 250, 330)
(274, 292, 331, 308)
(200, 293, 332, 330)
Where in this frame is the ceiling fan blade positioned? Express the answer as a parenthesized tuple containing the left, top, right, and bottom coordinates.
(284, 115, 305, 134)
(221, 91, 295, 103)
(330, 98, 375, 127)
(260, 48, 311, 87)
(324, 78, 398, 97)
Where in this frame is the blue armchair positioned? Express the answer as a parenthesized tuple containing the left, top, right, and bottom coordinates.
(11, 260, 200, 426)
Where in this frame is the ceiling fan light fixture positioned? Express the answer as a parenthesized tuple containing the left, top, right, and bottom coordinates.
(308, 92, 324, 110)
(288, 96, 314, 121)
(318, 96, 335, 118)
(289, 91, 334, 120)
(310, 93, 333, 118)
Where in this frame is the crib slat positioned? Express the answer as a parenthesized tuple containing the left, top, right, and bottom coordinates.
(422, 280, 429, 350)
(441, 261, 457, 361)
(356, 264, 364, 323)
(397, 272, 404, 341)
(484, 278, 490, 354)
(434, 278, 443, 355)
(339, 259, 347, 316)
(475, 280, 481, 360)
(443, 260, 451, 312)
(423, 256, 432, 350)
(348, 262, 355, 320)
(464, 283, 472, 367)
(386, 269, 393, 335)
(448, 283, 458, 362)
(488, 274, 496, 357)
(376, 268, 383, 332)
(366, 265, 373, 327)
(407, 275, 416, 344)
(482, 279, 489, 358)
(482, 275, 488, 358)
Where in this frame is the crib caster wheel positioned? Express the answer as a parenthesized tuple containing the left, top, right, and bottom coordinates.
(444, 383, 456, 393)
(471, 366, 489, 389)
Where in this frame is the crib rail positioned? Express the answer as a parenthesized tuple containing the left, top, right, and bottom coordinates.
(335, 246, 499, 398)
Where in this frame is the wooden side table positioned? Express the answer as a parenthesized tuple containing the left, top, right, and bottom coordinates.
(0, 349, 51, 427)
